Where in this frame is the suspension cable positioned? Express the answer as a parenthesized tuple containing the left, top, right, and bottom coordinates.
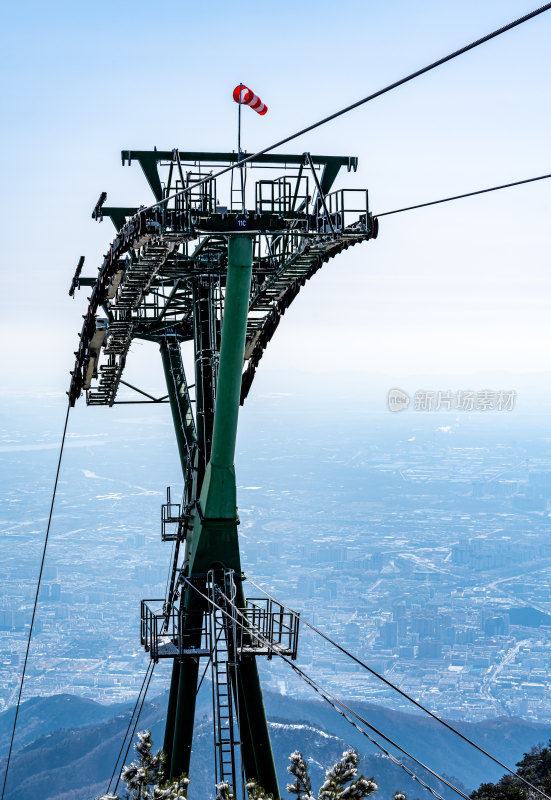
(106, 661, 154, 795)
(196, 624, 226, 697)
(216, 582, 551, 800)
(138, 2, 551, 218)
(184, 580, 472, 800)
(284, 657, 464, 800)
(1, 402, 71, 800)
(113, 662, 156, 795)
(212, 585, 472, 800)
(374, 171, 551, 217)
(247, 577, 542, 793)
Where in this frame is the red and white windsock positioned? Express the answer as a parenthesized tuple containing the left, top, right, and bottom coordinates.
(233, 84, 268, 115)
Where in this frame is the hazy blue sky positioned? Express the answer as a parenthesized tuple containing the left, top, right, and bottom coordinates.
(1, 0, 550, 406)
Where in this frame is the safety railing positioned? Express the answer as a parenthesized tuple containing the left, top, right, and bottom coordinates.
(315, 188, 369, 234)
(255, 176, 310, 216)
(166, 175, 217, 230)
(140, 600, 208, 662)
(240, 598, 300, 659)
(161, 485, 195, 542)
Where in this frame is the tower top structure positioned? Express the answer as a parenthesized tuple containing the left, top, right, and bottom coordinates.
(68, 148, 377, 409)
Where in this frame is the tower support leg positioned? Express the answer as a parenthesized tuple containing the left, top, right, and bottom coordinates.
(234, 581, 279, 796)
(163, 659, 180, 777)
(170, 657, 200, 779)
(237, 658, 279, 795)
(160, 336, 199, 776)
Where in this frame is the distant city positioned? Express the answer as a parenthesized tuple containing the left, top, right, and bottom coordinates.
(2, 395, 551, 723)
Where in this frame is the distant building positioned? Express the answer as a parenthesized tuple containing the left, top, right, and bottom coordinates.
(381, 621, 398, 648)
(418, 640, 442, 659)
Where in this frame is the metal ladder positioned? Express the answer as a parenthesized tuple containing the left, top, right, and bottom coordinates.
(209, 570, 241, 793)
(230, 155, 246, 212)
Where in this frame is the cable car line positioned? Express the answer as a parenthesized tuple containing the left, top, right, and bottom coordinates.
(184, 580, 473, 800)
(213, 583, 551, 800)
(1, 402, 72, 800)
(283, 659, 465, 800)
(247, 578, 545, 796)
(375, 171, 551, 217)
(134, 1, 551, 220)
(106, 661, 154, 795)
(196, 625, 226, 697)
(113, 662, 156, 796)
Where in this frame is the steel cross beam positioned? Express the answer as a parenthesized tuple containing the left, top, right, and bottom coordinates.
(162, 236, 279, 796)
(122, 149, 357, 201)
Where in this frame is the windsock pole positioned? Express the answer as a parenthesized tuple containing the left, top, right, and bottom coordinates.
(237, 82, 245, 211)
(237, 82, 242, 156)
(233, 83, 268, 212)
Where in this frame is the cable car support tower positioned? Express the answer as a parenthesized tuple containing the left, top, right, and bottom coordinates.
(68, 146, 378, 797)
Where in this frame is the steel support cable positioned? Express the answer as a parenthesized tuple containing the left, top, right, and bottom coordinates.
(374, 172, 551, 217)
(247, 578, 548, 798)
(0, 402, 71, 800)
(183, 581, 469, 800)
(106, 661, 154, 795)
(136, 2, 551, 218)
(284, 661, 457, 800)
(113, 662, 156, 795)
(210, 586, 470, 800)
(197, 624, 226, 697)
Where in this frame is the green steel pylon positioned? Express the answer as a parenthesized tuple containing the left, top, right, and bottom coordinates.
(68, 147, 378, 799)
(163, 236, 278, 794)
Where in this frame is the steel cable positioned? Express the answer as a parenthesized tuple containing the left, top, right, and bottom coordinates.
(137, 2, 551, 218)
(247, 577, 546, 797)
(113, 662, 156, 795)
(183, 580, 472, 800)
(284, 661, 462, 800)
(374, 172, 551, 217)
(1, 402, 71, 800)
(106, 661, 154, 795)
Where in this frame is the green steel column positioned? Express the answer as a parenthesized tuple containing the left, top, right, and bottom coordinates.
(210, 237, 252, 470)
(170, 237, 279, 796)
(170, 236, 253, 781)
(163, 657, 181, 777)
(170, 657, 201, 778)
(189, 236, 278, 796)
(188, 235, 254, 573)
